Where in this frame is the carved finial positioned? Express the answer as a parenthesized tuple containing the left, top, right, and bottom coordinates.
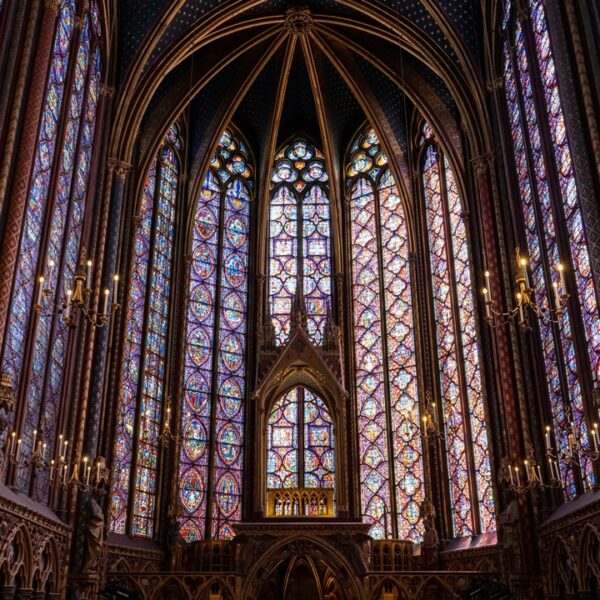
(259, 302, 277, 350)
(285, 7, 312, 35)
(0, 373, 15, 414)
(289, 286, 307, 337)
(323, 303, 341, 352)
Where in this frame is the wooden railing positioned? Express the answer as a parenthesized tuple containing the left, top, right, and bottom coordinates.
(266, 488, 335, 517)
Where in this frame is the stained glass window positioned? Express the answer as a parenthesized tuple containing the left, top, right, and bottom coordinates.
(0, 0, 102, 496)
(503, 0, 598, 495)
(177, 130, 252, 542)
(267, 386, 335, 491)
(420, 134, 495, 536)
(110, 125, 181, 537)
(347, 126, 424, 542)
(269, 140, 331, 345)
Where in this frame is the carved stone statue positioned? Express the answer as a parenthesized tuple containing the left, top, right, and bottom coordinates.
(421, 517, 440, 569)
(0, 372, 15, 477)
(0, 412, 9, 477)
(499, 488, 524, 575)
(167, 494, 185, 570)
(82, 485, 107, 572)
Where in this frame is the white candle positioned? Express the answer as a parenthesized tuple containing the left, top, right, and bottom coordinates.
(545, 426, 551, 451)
(42, 442, 47, 460)
(58, 434, 63, 459)
(517, 294, 524, 323)
(553, 281, 560, 308)
(102, 288, 110, 316)
(49, 459, 55, 482)
(36, 276, 44, 306)
(83, 457, 90, 485)
(485, 271, 492, 302)
(65, 290, 72, 319)
(520, 258, 530, 288)
(515, 466, 521, 487)
(47, 259, 55, 284)
(524, 461, 530, 482)
(86, 260, 93, 289)
(112, 274, 119, 301)
(482, 288, 491, 319)
(509, 465, 514, 485)
(558, 263, 566, 291)
(536, 465, 543, 483)
(96, 461, 101, 483)
(15, 439, 22, 463)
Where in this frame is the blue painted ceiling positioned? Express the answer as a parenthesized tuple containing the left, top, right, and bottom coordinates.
(119, 0, 481, 171)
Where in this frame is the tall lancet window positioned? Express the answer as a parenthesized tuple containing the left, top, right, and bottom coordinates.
(347, 126, 423, 542)
(110, 125, 181, 538)
(178, 130, 252, 542)
(267, 387, 335, 491)
(0, 0, 102, 496)
(269, 139, 332, 345)
(503, 0, 599, 496)
(420, 124, 494, 537)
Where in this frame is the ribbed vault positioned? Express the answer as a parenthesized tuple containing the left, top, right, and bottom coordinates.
(110, 0, 494, 190)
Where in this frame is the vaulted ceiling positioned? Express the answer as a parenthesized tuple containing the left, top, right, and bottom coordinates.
(110, 0, 493, 193)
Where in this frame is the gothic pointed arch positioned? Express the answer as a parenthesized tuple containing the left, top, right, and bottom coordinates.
(0, 0, 103, 500)
(110, 123, 183, 537)
(177, 127, 253, 542)
(501, 0, 600, 497)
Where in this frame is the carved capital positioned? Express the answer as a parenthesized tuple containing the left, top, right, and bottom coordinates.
(285, 7, 312, 35)
(471, 153, 494, 176)
(486, 77, 504, 93)
(107, 158, 132, 181)
(44, 0, 61, 13)
(516, 6, 530, 22)
(99, 84, 115, 99)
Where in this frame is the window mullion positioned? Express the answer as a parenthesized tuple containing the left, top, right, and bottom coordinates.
(7, 2, 80, 490)
(36, 27, 95, 483)
(510, 32, 585, 494)
(127, 151, 165, 535)
(299, 387, 305, 488)
(205, 173, 227, 540)
(521, 6, 596, 421)
(438, 152, 479, 535)
(372, 178, 399, 540)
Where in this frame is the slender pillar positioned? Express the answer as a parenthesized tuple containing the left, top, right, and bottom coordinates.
(68, 158, 130, 579)
(472, 155, 522, 459)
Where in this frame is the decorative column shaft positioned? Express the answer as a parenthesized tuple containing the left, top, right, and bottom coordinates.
(69, 158, 130, 580)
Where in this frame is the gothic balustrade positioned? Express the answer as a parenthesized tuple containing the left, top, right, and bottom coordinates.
(266, 488, 335, 518)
